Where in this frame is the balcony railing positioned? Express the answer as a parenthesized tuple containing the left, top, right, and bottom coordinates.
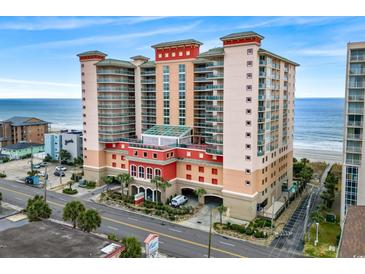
(346, 158, 361, 165)
(206, 96, 224, 101)
(99, 121, 135, 126)
(347, 133, 363, 140)
(194, 67, 210, 72)
(99, 129, 133, 135)
(206, 106, 223, 112)
(206, 148, 223, 155)
(98, 96, 134, 100)
(97, 79, 135, 84)
(348, 95, 364, 101)
(348, 108, 364, 114)
(350, 55, 365, 62)
(99, 112, 135, 118)
(346, 146, 362, 153)
(347, 120, 363, 127)
(97, 87, 135, 92)
(206, 117, 223, 123)
(350, 69, 365, 75)
(97, 69, 134, 76)
(207, 61, 224, 68)
(98, 104, 135, 109)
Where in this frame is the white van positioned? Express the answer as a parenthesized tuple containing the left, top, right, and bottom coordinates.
(170, 195, 188, 207)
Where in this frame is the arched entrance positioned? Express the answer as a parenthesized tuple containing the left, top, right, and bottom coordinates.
(154, 190, 162, 203)
(181, 187, 198, 206)
(139, 186, 145, 195)
(131, 185, 138, 196)
(204, 195, 223, 207)
(146, 188, 153, 201)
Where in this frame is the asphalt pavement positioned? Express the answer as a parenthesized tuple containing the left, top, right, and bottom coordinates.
(0, 178, 304, 258)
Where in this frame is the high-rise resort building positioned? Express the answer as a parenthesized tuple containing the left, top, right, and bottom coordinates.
(78, 31, 298, 220)
(342, 42, 365, 222)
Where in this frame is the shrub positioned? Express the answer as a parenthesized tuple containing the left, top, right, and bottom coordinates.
(254, 230, 267, 239)
(63, 188, 78, 195)
(0, 172, 6, 178)
(108, 233, 119, 242)
(26, 195, 52, 221)
(86, 181, 96, 188)
(169, 214, 176, 221)
(245, 228, 254, 236)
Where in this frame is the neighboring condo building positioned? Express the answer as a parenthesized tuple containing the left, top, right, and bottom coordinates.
(44, 130, 83, 160)
(341, 42, 365, 222)
(0, 116, 50, 147)
(78, 31, 298, 220)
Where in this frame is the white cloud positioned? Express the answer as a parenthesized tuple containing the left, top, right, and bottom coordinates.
(22, 21, 202, 48)
(294, 48, 346, 57)
(0, 16, 169, 31)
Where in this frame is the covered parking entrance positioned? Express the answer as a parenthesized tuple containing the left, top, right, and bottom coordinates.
(204, 195, 223, 207)
(181, 188, 198, 207)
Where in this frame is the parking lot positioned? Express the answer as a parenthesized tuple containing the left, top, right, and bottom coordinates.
(0, 158, 78, 189)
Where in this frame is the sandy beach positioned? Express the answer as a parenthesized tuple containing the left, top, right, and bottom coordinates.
(294, 147, 342, 163)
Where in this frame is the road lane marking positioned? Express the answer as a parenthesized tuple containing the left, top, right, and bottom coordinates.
(14, 197, 23, 201)
(107, 225, 119, 231)
(0, 185, 245, 258)
(219, 241, 235, 247)
(169, 228, 182, 233)
(128, 217, 140, 222)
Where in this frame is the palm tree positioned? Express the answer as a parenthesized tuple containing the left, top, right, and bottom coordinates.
(26, 195, 52, 222)
(102, 176, 114, 191)
(120, 237, 142, 258)
(216, 204, 227, 224)
(63, 201, 85, 228)
(194, 188, 206, 205)
(77, 209, 101, 233)
(117, 173, 134, 196)
(151, 176, 171, 205)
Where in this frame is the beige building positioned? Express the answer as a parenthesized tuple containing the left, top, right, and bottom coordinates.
(78, 31, 298, 220)
(341, 42, 365, 222)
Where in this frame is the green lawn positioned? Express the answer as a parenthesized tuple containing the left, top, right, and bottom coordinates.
(304, 222, 341, 258)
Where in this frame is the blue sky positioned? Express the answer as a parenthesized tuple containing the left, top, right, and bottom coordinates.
(0, 16, 364, 99)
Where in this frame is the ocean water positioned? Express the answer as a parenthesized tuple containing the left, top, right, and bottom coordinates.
(0, 98, 345, 154)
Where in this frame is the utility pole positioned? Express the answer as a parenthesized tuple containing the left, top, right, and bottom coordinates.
(208, 208, 213, 258)
(315, 222, 319, 246)
(30, 143, 34, 172)
(44, 165, 48, 202)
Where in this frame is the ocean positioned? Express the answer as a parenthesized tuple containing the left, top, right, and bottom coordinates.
(0, 98, 345, 161)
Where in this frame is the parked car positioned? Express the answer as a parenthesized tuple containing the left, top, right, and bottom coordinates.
(170, 195, 188, 207)
(55, 166, 67, 171)
(54, 170, 65, 177)
(39, 162, 47, 167)
(32, 164, 41, 169)
(78, 179, 87, 188)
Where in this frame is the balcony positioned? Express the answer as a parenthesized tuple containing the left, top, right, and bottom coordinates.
(97, 87, 134, 92)
(348, 95, 364, 101)
(141, 70, 155, 76)
(194, 104, 205, 110)
(141, 80, 156, 84)
(205, 126, 223, 133)
(206, 117, 223, 123)
(207, 61, 224, 68)
(98, 112, 135, 118)
(206, 147, 223, 155)
(97, 79, 135, 84)
(194, 67, 210, 73)
(97, 69, 134, 76)
(141, 104, 156, 109)
(99, 129, 132, 135)
(194, 77, 212, 82)
(141, 88, 156, 92)
(206, 106, 223, 112)
(194, 95, 206, 100)
(350, 55, 365, 62)
(205, 138, 223, 145)
(206, 84, 224, 91)
(346, 158, 361, 165)
(98, 95, 134, 100)
(206, 74, 224, 80)
(259, 83, 266, 89)
(349, 83, 365, 89)
(141, 95, 156, 100)
(206, 96, 224, 101)
(346, 146, 362, 153)
(347, 108, 364, 115)
(258, 106, 265, 112)
(347, 120, 363, 127)
(347, 133, 363, 140)
(259, 60, 266, 66)
(257, 150, 265, 156)
(99, 121, 135, 126)
(349, 69, 365, 75)
(98, 104, 135, 109)
(141, 112, 156, 116)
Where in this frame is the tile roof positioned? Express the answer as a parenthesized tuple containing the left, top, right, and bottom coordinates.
(77, 50, 107, 57)
(4, 116, 49, 126)
(142, 125, 192, 137)
(198, 47, 224, 58)
(95, 58, 136, 68)
(220, 31, 264, 41)
(140, 61, 156, 68)
(130, 55, 150, 61)
(259, 48, 300, 66)
(339, 206, 365, 257)
(151, 39, 203, 48)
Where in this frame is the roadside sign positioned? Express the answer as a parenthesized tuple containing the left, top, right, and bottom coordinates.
(144, 234, 159, 258)
(134, 192, 145, 206)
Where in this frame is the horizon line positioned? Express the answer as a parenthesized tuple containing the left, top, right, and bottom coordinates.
(0, 97, 346, 99)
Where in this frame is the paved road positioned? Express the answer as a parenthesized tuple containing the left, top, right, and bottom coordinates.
(269, 164, 333, 256)
(0, 179, 303, 258)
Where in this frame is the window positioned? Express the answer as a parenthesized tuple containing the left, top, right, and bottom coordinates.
(246, 109, 252, 115)
(245, 155, 251, 161)
(155, 169, 161, 177)
(138, 166, 145, 178)
(247, 61, 253, 67)
(143, 152, 148, 158)
(153, 153, 158, 159)
(112, 154, 116, 160)
(186, 151, 191, 157)
(246, 85, 252, 91)
(121, 155, 125, 160)
(247, 73, 252, 79)
(247, 48, 253, 55)
(112, 162, 116, 167)
(158, 53, 162, 58)
(121, 164, 126, 169)
(172, 52, 176, 57)
(179, 51, 183, 56)
(246, 97, 252, 103)
(212, 168, 218, 175)
(121, 144, 125, 149)
(245, 169, 251, 174)
(246, 132, 251, 138)
(199, 176, 204, 182)
(245, 180, 251, 186)
(186, 174, 192, 180)
(164, 53, 169, 58)
(246, 121, 252, 126)
(212, 178, 218, 185)
(186, 165, 191, 171)
(186, 51, 190, 56)
(246, 144, 251, 149)
(199, 153, 204, 159)
(179, 64, 186, 73)
(134, 150, 138, 156)
(199, 166, 204, 173)
(146, 167, 153, 180)
(130, 165, 137, 177)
